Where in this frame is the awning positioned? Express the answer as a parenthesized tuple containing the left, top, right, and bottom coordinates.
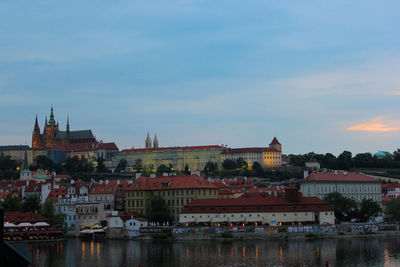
(34, 222, 50, 227)
(4, 223, 17, 227)
(17, 223, 33, 227)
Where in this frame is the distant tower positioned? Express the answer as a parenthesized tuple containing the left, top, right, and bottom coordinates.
(44, 106, 59, 148)
(269, 137, 282, 152)
(153, 133, 159, 148)
(145, 132, 152, 148)
(66, 115, 70, 133)
(32, 115, 41, 148)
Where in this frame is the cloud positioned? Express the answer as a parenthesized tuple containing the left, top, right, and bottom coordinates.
(347, 117, 400, 132)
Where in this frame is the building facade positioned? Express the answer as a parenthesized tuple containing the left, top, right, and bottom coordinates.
(300, 172, 382, 204)
(179, 187, 334, 226)
(114, 145, 224, 171)
(125, 174, 220, 220)
(221, 137, 282, 168)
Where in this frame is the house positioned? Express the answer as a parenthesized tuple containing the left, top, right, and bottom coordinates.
(88, 180, 117, 210)
(180, 187, 334, 226)
(300, 171, 382, 204)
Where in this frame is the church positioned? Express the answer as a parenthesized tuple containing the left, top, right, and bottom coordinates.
(32, 107, 96, 149)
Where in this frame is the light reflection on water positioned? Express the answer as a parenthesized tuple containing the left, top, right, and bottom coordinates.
(29, 236, 400, 267)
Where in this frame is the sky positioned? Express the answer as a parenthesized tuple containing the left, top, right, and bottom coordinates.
(0, 1, 399, 155)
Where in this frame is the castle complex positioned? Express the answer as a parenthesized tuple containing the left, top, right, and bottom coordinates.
(32, 107, 96, 149)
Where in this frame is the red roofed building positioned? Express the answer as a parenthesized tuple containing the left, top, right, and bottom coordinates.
(125, 174, 220, 220)
(5, 211, 50, 225)
(381, 183, 400, 199)
(54, 141, 119, 162)
(221, 137, 282, 168)
(88, 180, 117, 210)
(46, 188, 67, 201)
(113, 144, 224, 172)
(179, 187, 334, 226)
(300, 171, 382, 204)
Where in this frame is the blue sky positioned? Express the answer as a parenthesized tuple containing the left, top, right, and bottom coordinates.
(0, 1, 400, 155)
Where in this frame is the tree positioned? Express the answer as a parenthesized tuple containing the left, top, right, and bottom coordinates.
(289, 154, 305, 167)
(203, 161, 217, 175)
(41, 199, 65, 228)
(156, 164, 170, 175)
(236, 158, 248, 170)
(323, 192, 358, 222)
(148, 196, 173, 224)
(2, 195, 22, 211)
(358, 199, 381, 222)
(31, 155, 54, 171)
(115, 159, 127, 173)
(134, 159, 143, 172)
(394, 149, 400, 161)
(184, 164, 191, 175)
(337, 151, 352, 170)
(353, 153, 374, 168)
(385, 199, 400, 222)
(252, 161, 264, 176)
(0, 153, 18, 171)
(96, 157, 108, 173)
(222, 159, 237, 170)
(22, 195, 41, 213)
(321, 153, 337, 169)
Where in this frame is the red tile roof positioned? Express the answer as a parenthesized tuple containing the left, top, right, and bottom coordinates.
(127, 175, 218, 191)
(89, 181, 117, 194)
(53, 142, 118, 152)
(221, 147, 277, 154)
(269, 137, 281, 145)
(46, 188, 67, 200)
(121, 145, 224, 153)
(5, 211, 50, 224)
(181, 194, 332, 214)
(381, 183, 400, 189)
(303, 172, 378, 182)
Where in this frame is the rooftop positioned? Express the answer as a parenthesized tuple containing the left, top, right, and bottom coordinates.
(121, 145, 224, 153)
(303, 172, 378, 183)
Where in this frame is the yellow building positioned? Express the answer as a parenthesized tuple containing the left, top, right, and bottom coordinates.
(221, 137, 282, 168)
(125, 174, 220, 220)
(113, 145, 224, 171)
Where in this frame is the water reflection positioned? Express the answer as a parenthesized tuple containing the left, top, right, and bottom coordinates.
(29, 236, 400, 267)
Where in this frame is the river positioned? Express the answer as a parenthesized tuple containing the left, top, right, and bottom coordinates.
(29, 236, 400, 267)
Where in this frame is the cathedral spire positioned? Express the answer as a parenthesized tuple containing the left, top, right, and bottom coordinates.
(49, 106, 55, 126)
(153, 133, 159, 148)
(66, 115, 70, 132)
(145, 132, 152, 148)
(45, 116, 48, 126)
(34, 115, 39, 129)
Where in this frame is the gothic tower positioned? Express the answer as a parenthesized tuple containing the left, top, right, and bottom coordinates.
(153, 133, 159, 148)
(44, 106, 59, 148)
(145, 132, 152, 148)
(32, 115, 41, 148)
(269, 137, 282, 152)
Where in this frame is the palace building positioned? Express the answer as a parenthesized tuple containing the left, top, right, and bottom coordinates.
(221, 137, 283, 168)
(32, 107, 96, 149)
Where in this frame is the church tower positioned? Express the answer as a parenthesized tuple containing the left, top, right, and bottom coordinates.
(32, 115, 41, 148)
(44, 106, 59, 148)
(269, 137, 282, 152)
(153, 133, 159, 148)
(145, 132, 152, 148)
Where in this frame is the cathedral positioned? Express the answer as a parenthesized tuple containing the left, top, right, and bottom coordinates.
(32, 107, 96, 149)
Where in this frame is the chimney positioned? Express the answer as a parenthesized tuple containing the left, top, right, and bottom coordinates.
(105, 180, 109, 185)
(304, 171, 309, 179)
(334, 170, 338, 175)
(285, 187, 300, 202)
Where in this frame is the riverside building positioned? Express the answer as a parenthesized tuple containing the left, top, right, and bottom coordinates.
(125, 174, 220, 220)
(179, 186, 334, 226)
(300, 171, 382, 204)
